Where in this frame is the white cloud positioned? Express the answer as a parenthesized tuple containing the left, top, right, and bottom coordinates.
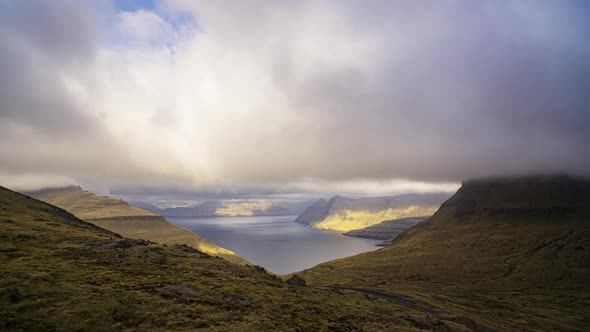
(116, 9, 173, 45)
(1, 1, 589, 196)
(0, 173, 77, 192)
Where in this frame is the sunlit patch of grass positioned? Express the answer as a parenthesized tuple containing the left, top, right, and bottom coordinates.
(316, 206, 439, 231)
(28, 186, 155, 220)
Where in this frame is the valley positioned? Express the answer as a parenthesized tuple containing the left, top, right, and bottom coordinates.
(2, 176, 589, 331)
(168, 215, 381, 274)
(0, 186, 479, 331)
(2, 2, 589, 330)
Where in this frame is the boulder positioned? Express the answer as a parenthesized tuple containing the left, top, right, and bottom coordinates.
(286, 274, 306, 286)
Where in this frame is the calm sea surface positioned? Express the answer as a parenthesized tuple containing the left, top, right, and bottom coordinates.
(168, 215, 381, 274)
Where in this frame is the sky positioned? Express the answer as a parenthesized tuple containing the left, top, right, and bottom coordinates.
(1, 0, 589, 202)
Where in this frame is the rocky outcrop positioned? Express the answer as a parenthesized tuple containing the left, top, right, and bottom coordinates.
(285, 274, 306, 286)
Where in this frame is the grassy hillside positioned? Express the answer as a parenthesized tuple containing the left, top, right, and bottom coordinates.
(0, 186, 476, 331)
(29, 186, 155, 220)
(29, 186, 247, 265)
(344, 216, 428, 240)
(301, 176, 590, 331)
(296, 193, 449, 232)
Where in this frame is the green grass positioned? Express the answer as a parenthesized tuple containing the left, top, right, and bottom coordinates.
(27, 186, 155, 220)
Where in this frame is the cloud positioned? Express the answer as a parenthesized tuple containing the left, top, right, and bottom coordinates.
(116, 9, 173, 45)
(110, 178, 460, 202)
(1, 0, 589, 197)
(0, 1, 157, 190)
(0, 173, 76, 192)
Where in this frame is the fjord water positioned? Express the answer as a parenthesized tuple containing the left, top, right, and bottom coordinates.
(168, 215, 381, 274)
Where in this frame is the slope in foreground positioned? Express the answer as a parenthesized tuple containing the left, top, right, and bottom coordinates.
(303, 175, 590, 331)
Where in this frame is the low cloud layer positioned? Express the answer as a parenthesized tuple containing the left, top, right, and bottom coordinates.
(1, 0, 589, 198)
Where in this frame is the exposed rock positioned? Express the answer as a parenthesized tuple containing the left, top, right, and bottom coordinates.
(239, 299, 252, 306)
(94, 239, 150, 251)
(7, 287, 22, 303)
(285, 274, 306, 286)
(224, 296, 253, 307)
(149, 283, 202, 298)
(95, 240, 132, 250)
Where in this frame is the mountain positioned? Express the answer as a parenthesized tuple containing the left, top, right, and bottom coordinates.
(160, 201, 225, 217)
(301, 175, 590, 331)
(211, 201, 276, 217)
(160, 200, 295, 217)
(1, 186, 472, 331)
(29, 186, 156, 220)
(343, 216, 428, 240)
(128, 200, 162, 214)
(28, 186, 247, 265)
(275, 200, 317, 215)
(295, 193, 450, 231)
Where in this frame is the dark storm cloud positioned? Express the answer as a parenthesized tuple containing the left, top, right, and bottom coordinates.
(0, 1, 146, 184)
(210, 0, 590, 183)
(0, 1, 98, 136)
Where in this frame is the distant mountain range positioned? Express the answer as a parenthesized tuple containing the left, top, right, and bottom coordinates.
(295, 193, 450, 231)
(27, 186, 247, 264)
(132, 199, 306, 218)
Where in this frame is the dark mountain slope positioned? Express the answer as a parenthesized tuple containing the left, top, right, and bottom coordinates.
(302, 175, 590, 331)
(295, 198, 330, 224)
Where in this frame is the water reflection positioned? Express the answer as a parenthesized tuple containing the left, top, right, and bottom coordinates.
(168, 215, 381, 274)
